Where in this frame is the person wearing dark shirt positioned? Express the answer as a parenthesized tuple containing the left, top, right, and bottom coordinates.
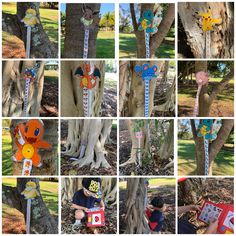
(146, 197, 165, 233)
(71, 178, 105, 227)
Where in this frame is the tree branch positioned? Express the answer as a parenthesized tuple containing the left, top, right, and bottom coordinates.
(130, 4, 138, 31)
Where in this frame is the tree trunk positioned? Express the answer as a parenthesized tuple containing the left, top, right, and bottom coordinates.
(61, 61, 105, 117)
(62, 119, 113, 169)
(191, 119, 234, 175)
(178, 2, 234, 58)
(10, 119, 58, 175)
(124, 178, 150, 234)
(61, 177, 117, 205)
(3, 2, 57, 58)
(119, 61, 164, 117)
(2, 178, 58, 234)
(130, 3, 175, 58)
(195, 61, 233, 117)
(120, 120, 150, 167)
(159, 119, 174, 159)
(2, 60, 45, 117)
(63, 4, 100, 58)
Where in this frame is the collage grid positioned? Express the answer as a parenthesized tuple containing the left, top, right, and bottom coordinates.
(0, 0, 235, 235)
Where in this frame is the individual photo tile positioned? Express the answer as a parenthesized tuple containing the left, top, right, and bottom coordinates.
(2, 118, 59, 176)
(178, 2, 234, 59)
(119, 60, 176, 117)
(119, 177, 176, 234)
(2, 177, 59, 234)
(178, 119, 234, 176)
(61, 119, 117, 175)
(2, 60, 59, 117)
(2, 2, 59, 58)
(61, 3, 115, 58)
(119, 119, 174, 176)
(61, 60, 117, 117)
(61, 177, 117, 234)
(178, 177, 234, 234)
(119, 3, 175, 58)
(178, 61, 234, 117)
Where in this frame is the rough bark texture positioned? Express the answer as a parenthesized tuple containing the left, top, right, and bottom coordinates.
(2, 61, 45, 117)
(119, 61, 164, 117)
(2, 2, 57, 58)
(10, 119, 58, 175)
(191, 119, 234, 175)
(61, 61, 105, 117)
(62, 119, 113, 169)
(130, 3, 175, 58)
(61, 177, 117, 205)
(63, 4, 100, 58)
(124, 178, 150, 234)
(2, 178, 58, 234)
(195, 61, 233, 117)
(178, 2, 234, 58)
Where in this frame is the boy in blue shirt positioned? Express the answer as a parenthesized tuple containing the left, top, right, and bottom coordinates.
(146, 197, 165, 233)
(71, 178, 105, 227)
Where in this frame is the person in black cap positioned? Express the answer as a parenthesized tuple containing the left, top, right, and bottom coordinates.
(71, 178, 105, 227)
(146, 196, 165, 233)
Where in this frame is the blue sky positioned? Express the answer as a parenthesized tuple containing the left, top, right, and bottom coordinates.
(61, 3, 114, 15)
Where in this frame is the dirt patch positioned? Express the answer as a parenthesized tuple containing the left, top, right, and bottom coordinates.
(101, 87, 117, 117)
(61, 201, 117, 234)
(119, 186, 176, 234)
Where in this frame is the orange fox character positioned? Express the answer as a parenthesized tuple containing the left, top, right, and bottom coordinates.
(14, 119, 52, 167)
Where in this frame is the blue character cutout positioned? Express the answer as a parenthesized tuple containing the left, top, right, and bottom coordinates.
(135, 64, 158, 80)
(197, 119, 217, 140)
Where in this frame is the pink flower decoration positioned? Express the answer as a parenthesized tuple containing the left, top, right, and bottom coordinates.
(195, 71, 208, 86)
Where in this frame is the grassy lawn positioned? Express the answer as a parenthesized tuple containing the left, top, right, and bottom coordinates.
(2, 3, 58, 43)
(178, 79, 234, 117)
(178, 140, 234, 176)
(119, 178, 175, 189)
(2, 130, 13, 176)
(44, 69, 59, 82)
(119, 33, 175, 58)
(2, 178, 58, 216)
(61, 31, 115, 58)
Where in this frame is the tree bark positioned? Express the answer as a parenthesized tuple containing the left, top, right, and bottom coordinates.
(124, 178, 150, 234)
(178, 2, 234, 58)
(2, 178, 58, 234)
(61, 61, 105, 117)
(191, 119, 234, 175)
(10, 119, 58, 175)
(62, 119, 114, 170)
(2, 60, 45, 117)
(3, 2, 57, 58)
(63, 4, 100, 58)
(130, 3, 175, 58)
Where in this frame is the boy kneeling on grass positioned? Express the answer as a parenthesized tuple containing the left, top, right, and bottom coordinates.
(71, 178, 105, 227)
(146, 197, 165, 234)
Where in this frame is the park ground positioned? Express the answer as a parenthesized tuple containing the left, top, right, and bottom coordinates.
(61, 31, 115, 58)
(2, 3, 58, 58)
(60, 120, 117, 176)
(178, 78, 234, 117)
(178, 140, 234, 176)
(119, 179, 176, 234)
(119, 33, 175, 58)
(178, 178, 234, 234)
(2, 178, 58, 234)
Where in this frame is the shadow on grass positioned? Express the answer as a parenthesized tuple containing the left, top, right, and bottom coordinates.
(96, 38, 115, 58)
(2, 138, 13, 176)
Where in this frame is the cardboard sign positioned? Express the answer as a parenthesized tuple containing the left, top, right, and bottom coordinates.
(87, 207, 105, 227)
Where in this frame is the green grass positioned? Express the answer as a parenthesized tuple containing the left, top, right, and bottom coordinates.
(2, 130, 13, 176)
(119, 33, 175, 58)
(119, 178, 175, 189)
(44, 70, 59, 82)
(178, 140, 234, 176)
(3, 178, 58, 216)
(2, 3, 58, 44)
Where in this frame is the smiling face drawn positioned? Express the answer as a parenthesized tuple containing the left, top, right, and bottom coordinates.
(24, 119, 44, 144)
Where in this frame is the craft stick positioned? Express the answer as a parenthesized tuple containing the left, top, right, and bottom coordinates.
(23, 78, 31, 117)
(26, 26, 31, 58)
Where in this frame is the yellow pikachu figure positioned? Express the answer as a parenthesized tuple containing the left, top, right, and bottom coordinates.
(21, 181, 40, 199)
(21, 9, 40, 27)
(198, 9, 222, 31)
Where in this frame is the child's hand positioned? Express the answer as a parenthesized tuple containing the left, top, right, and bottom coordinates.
(101, 206, 105, 211)
(204, 220, 219, 234)
(189, 205, 201, 212)
(84, 207, 89, 212)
